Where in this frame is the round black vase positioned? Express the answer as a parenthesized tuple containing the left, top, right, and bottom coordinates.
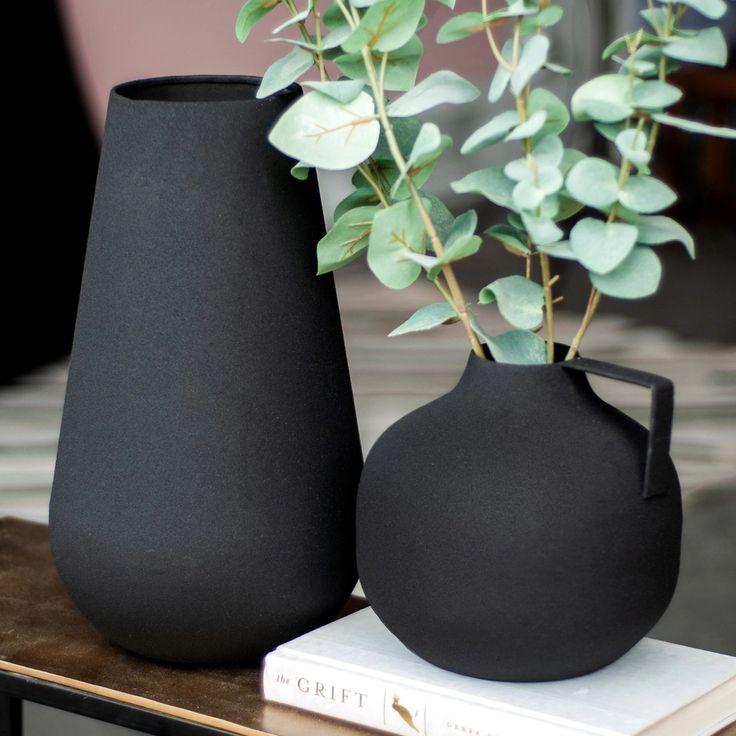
(357, 350, 681, 681)
(50, 76, 363, 664)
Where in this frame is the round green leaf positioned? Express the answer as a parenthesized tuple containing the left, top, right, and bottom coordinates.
(533, 136, 565, 167)
(268, 91, 380, 170)
(436, 12, 485, 43)
(479, 275, 545, 331)
(590, 247, 663, 299)
(615, 129, 651, 167)
(571, 74, 634, 122)
(566, 157, 620, 209)
(368, 200, 427, 289)
(389, 303, 458, 336)
(257, 47, 314, 100)
(317, 206, 377, 274)
(336, 35, 423, 92)
(488, 39, 514, 103)
(505, 110, 548, 141)
(663, 27, 728, 68)
(511, 35, 550, 96)
(521, 213, 563, 246)
(388, 70, 480, 117)
(303, 80, 365, 103)
(527, 89, 570, 139)
(424, 192, 455, 243)
(631, 81, 683, 110)
(513, 179, 545, 211)
(618, 176, 677, 214)
(235, 0, 277, 43)
(512, 166, 563, 212)
(636, 216, 695, 259)
(536, 241, 578, 261)
(485, 224, 530, 256)
(451, 168, 515, 210)
(342, 0, 426, 54)
(485, 330, 547, 365)
(570, 218, 638, 275)
(595, 121, 628, 143)
(461, 110, 519, 154)
(334, 188, 380, 221)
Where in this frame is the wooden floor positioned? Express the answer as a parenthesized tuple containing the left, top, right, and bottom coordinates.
(1, 270, 734, 523)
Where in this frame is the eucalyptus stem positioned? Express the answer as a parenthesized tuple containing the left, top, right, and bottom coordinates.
(510, 16, 555, 360)
(571, 33, 648, 356)
(540, 253, 555, 363)
(569, 4, 678, 360)
(360, 47, 485, 358)
(282, 0, 327, 78)
(334, 0, 356, 28)
(480, 0, 513, 72)
(357, 164, 389, 207)
(566, 288, 601, 360)
(648, 2, 675, 153)
(311, 0, 327, 82)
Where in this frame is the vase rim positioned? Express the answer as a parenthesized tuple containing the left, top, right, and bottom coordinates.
(467, 342, 578, 371)
(112, 75, 298, 105)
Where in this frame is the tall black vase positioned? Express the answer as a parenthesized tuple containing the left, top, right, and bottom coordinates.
(50, 76, 363, 664)
(357, 349, 681, 681)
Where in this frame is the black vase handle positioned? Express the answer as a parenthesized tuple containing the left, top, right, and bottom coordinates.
(562, 358, 674, 499)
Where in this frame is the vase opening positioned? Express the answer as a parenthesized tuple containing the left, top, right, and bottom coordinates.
(114, 75, 295, 104)
(477, 341, 573, 367)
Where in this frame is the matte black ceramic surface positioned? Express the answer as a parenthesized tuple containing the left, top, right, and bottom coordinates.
(357, 350, 681, 681)
(50, 76, 363, 664)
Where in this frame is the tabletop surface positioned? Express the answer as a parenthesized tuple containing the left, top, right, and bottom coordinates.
(0, 517, 377, 736)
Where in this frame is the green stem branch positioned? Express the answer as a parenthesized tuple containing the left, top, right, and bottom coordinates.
(357, 164, 389, 207)
(540, 253, 555, 363)
(566, 289, 601, 360)
(361, 48, 484, 358)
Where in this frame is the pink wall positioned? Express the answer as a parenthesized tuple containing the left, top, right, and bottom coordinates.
(58, 0, 495, 136)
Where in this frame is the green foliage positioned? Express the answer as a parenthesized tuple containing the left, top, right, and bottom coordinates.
(317, 205, 377, 274)
(436, 12, 485, 44)
(483, 329, 548, 365)
(236, 0, 735, 364)
(368, 199, 427, 289)
(636, 216, 695, 258)
(570, 219, 638, 274)
(590, 247, 663, 299)
(451, 168, 515, 210)
(389, 303, 459, 336)
(258, 46, 313, 99)
(387, 71, 480, 117)
(461, 111, 520, 154)
(269, 90, 380, 169)
(618, 176, 677, 214)
(479, 276, 545, 331)
(342, 0, 425, 54)
(336, 36, 423, 91)
(235, 0, 279, 43)
(663, 27, 727, 66)
(566, 158, 620, 209)
(657, 0, 727, 20)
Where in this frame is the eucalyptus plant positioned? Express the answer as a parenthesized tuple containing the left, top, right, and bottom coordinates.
(236, 0, 735, 364)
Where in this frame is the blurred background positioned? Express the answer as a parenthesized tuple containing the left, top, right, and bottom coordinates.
(1, 3, 734, 731)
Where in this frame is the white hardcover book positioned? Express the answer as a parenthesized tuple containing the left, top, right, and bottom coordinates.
(262, 607, 736, 736)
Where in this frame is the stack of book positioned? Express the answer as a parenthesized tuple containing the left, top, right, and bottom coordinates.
(263, 607, 736, 736)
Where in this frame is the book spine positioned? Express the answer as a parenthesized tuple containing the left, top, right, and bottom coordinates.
(262, 651, 597, 736)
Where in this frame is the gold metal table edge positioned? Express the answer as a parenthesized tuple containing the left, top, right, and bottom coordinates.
(0, 660, 271, 736)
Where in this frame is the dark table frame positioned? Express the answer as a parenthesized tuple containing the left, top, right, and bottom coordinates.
(1, 671, 240, 736)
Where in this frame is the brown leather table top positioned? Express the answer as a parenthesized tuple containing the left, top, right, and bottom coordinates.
(0, 517, 376, 736)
